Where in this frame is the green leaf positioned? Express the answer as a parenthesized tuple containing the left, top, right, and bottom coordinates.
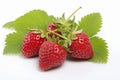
(3, 10, 55, 55)
(78, 13, 102, 37)
(14, 10, 55, 33)
(3, 21, 14, 29)
(3, 32, 25, 54)
(89, 37, 108, 63)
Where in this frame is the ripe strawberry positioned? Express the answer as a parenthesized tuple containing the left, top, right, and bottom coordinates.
(47, 23, 62, 39)
(47, 23, 57, 31)
(22, 31, 46, 58)
(39, 41, 66, 71)
(69, 32, 93, 59)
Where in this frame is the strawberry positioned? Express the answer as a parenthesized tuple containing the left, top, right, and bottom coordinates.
(47, 23, 57, 31)
(22, 31, 46, 58)
(39, 41, 66, 71)
(69, 32, 93, 59)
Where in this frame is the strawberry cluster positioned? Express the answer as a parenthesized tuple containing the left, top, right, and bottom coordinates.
(3, 6, 109, 71)
(22, 7, 94, 70)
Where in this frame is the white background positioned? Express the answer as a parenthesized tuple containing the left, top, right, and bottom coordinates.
(0, 0, 120, 80)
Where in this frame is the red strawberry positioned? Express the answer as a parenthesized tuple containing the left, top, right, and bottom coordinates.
(47, 23, 62, 39)
(39, 41, 66, 71)
(47, 23, 57, 31)
(69, 32, 93, 59)
(22, 31, 46, 58)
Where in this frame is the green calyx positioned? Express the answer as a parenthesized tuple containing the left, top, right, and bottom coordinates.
(45, 7, 82, 49)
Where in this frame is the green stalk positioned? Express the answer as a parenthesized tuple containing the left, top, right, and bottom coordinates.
(53, 32, 67, 40)
(48, 30, 67, 40)
(67, 6, 82, 21)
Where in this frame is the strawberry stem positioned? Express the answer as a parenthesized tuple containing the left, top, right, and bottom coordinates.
(48, 30, 67, 40)
(67, 6, 82, 21)
(53, 32, 67, 40)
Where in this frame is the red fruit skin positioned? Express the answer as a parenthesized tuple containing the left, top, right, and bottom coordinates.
(69, 32, 93, 59)
(47, 23, 57, 31)
(39, 41, 66, 71)
(47, 23, 62, 39)
(22, 31, 46, 58)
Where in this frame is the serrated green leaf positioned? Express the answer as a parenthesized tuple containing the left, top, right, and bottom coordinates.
(14, 10, 55, 33)
(78, 13, 102, 37)
(4, 32, 25, 54)
(89, 37, 108, 63)
(3, 21, 14, 29)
